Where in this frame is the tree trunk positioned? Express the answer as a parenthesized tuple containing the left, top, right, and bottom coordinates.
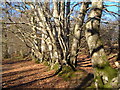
(115, 18, 120, 68)
(4, 34, 10, 58)
(85, 0, 118, 88)
(30, 4, 43, 63)
(65, 0, 70, 49)
(70, 2, 89, 67)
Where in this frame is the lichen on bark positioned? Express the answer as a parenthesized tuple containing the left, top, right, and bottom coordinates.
(85, 0, 118, 88)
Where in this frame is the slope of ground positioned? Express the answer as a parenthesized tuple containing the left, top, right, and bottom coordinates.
(2, 54, 117, 89)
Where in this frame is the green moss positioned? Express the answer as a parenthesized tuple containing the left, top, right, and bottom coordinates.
(94, 64, 118, 88)
(59, 71, 76, 81)
(58, 66, 80, 81)
(35, 59, 40, 64)
(104, 66, 117, 80)
(101, 55, 107, 61)
(11, 56, 23, 60)
(87, 82, 96, 88)
(43, 61, 48, 66)
(31, 55, 41, 64)
(52, 63, 59, 70)
(103, 83, 112, 88)
(43, 61, 50, 66)
(96, 65, 117, 80)
(95, 75, 104, 88)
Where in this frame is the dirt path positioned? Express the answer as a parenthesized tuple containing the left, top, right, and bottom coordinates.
(2, 54, 117, 89)
(2, 59, 69, 88)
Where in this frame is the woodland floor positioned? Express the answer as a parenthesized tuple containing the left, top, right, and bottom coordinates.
(2, 54, 117, 89)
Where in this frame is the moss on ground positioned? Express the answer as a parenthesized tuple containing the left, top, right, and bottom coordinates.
(94, 64, 118, 88)
(11, 56, 24, 61)
(52, 63, 59, 70)
(42, 61, 93, 88)
(43, 61, 49, 66)
(43, 62, 87, 82)
(58, 66, 83, 81)
(35, 59, 40, 64)
(87, 82, 96, 88)
(95, 64, 117, 80)
(43, 62, 83, 81)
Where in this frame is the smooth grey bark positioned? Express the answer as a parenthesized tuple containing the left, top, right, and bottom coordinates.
(70, 2, 89, 67)
(85, 0, 118, 88)
(29, 4, 43, 62)
(65, 0, 70, 49)
(53, 0, 67, 65)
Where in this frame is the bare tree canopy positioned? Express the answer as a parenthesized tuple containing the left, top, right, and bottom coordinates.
(1, 0, 120, 89)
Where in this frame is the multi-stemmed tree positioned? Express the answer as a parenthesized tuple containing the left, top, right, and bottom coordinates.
(2, 0, 119, 88)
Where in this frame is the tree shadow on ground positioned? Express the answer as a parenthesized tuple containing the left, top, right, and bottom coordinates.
(2, 69, 47, 84)
(75, 55, 94, 88)
(3, 55, 94, 89)
(108, 55, 117, 60)
(3, 73, 57, 89)
(3, 58, 32, 65)
(77, 55, 92, 69)
(3, 68, 43, 77)
(75, 73, 94, 89)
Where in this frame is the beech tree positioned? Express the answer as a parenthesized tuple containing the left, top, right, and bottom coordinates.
(2, 0, 119, 88)
(84, 0, 118, 88)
